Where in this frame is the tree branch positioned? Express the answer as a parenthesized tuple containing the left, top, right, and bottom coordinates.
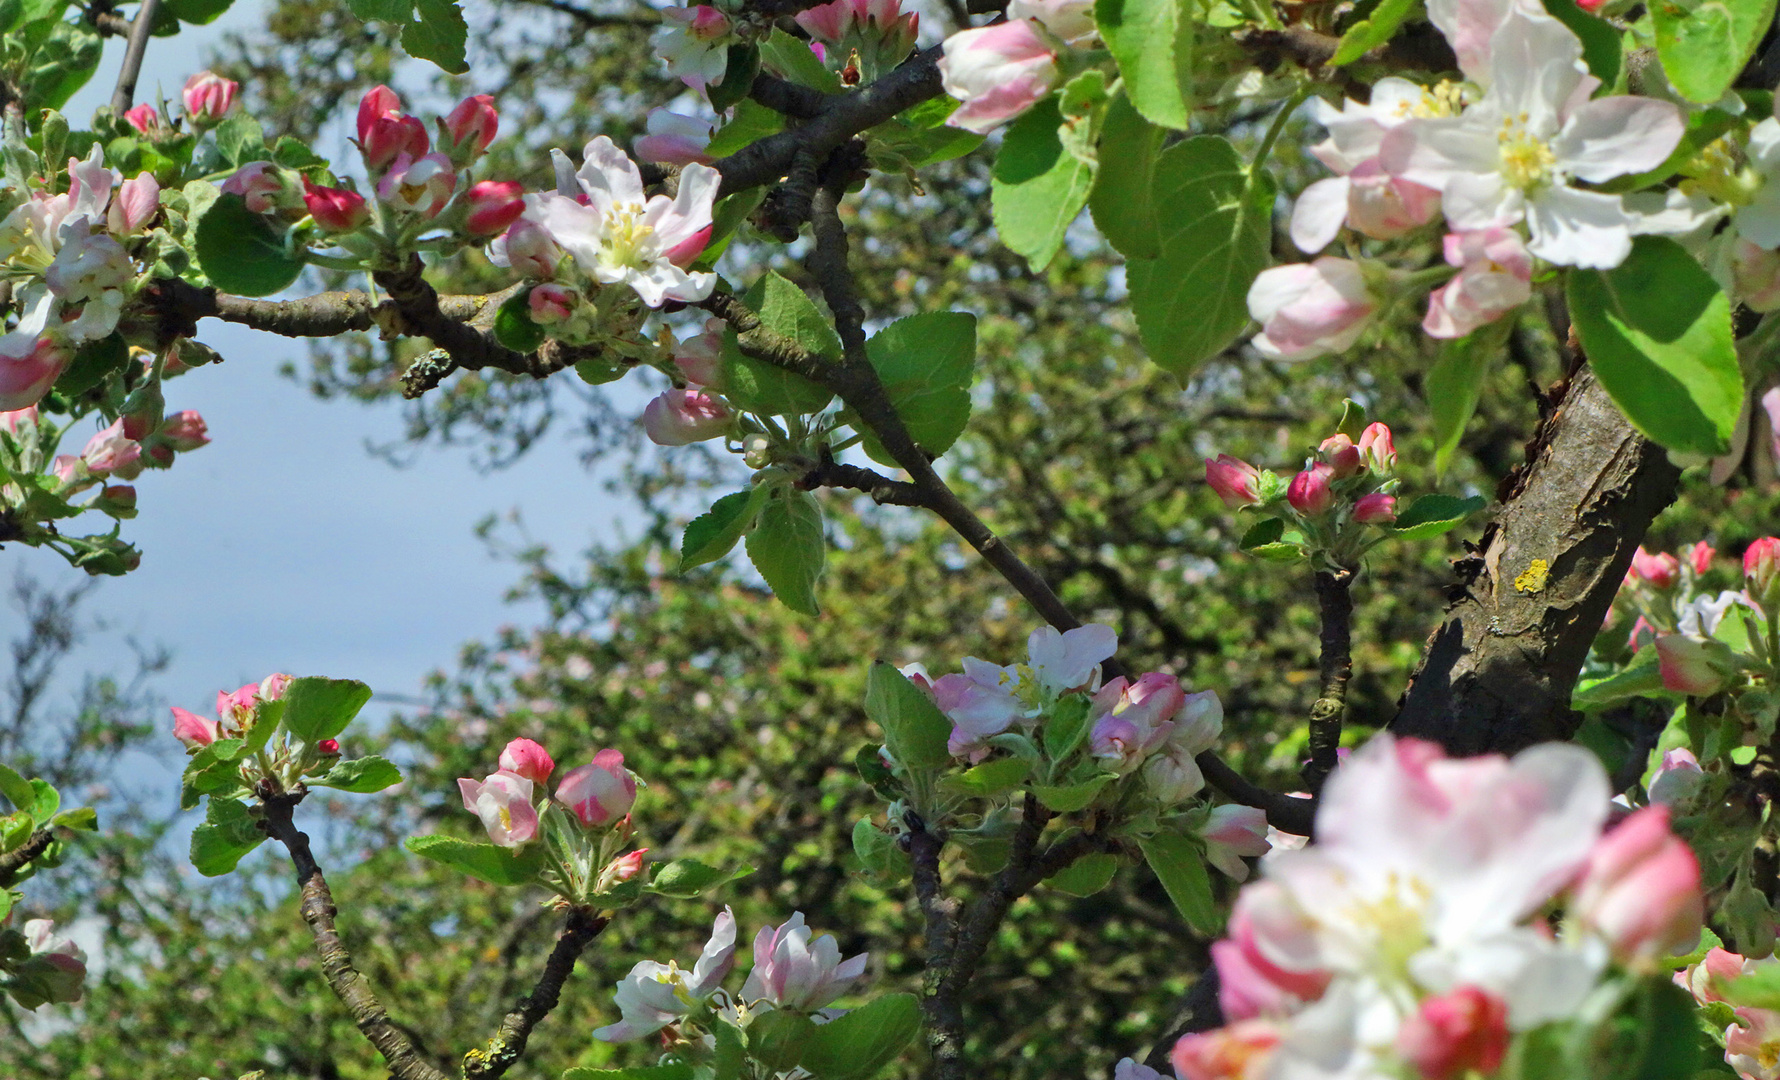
(109, 0, 160, 112)
(260, 794, 451, 1080)
(906, 811, 963, 1080)
(462, 907, 609, 1080)
(797, 448, 926, 505)
(1302, 569, 1353, 793)
(0, 827, 53, 887)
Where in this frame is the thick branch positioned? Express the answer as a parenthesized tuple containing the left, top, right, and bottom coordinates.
(0, 827, 53, 886)
(109, 0, 160, 112)
(907, 813, 963, 1080)
(260, 795, 450, 1080)
(151, 278, 379, 339)
(1302, 569, 1353, 793)
(462, 907, 609, 1080)
(1391, 366, 1682, 754)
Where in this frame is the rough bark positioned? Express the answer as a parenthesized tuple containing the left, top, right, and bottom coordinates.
(1390, 367, 1682, 754)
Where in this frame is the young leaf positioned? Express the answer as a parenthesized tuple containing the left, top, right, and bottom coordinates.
(1089, 92, 1164, 259)
(401, 0, 470, 73)
(943, 755, 1031, 797)
(1094, 0, 1192, 129)
(28, 778, 57, 824)
(860, 311, 977, 466)
(1139, 829, 1219, 934)
(1426, 321, 1506, 478)
(1568, 236, 1742, 456)
(647, 857, 752, 897)
(1031, 774, 1112, 812)
(1651, 0, 1773, 103)
(720, 272, 838, 416)
(745, 489, 827, 616)
(1390, 494, 1487, 540)
(707, 45, 761, 113)
(1331, 0, 1417, 64)
(800, 993, 922, 1080)
(190, 798, 266, 877)
(1126, 136, 1275, 380)
(194, 193, 305, 297)
(683, 486, 772, 571)
(757, 29, 841, 93)
(0, 763, 35, 812)
(404, 834, 545, 886)
(1541, 0, 1621, 84)
(1573, 663, 1669, 712)
(747, 1010, 818, 1074)
(865, 661, 952, 770)
(212, 114, 266, 168)
(280, 677, 374, 744)
(55, 332, 128, 397)
(991, 97, 1095, 271)
(703, 99, 786, 157)
(1238, 518, 1285, 551)
(312, 755, 403, 793)
(494, 290, 546, 353)
(1044, 852, 1120, 897)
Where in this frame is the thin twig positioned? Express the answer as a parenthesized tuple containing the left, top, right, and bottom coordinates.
(109, 0, 162, 113)
(1302, 569, 1353, 794)
(462, 907, 609, 1080)
(0, 828, 53, 886)
(797, 449, 926, 506)
(260, 794, 451, 1080)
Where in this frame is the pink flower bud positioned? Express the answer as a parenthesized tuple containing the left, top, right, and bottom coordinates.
(221, 162, 295, 214)
(499, 738, 555, 784)
(317, 738, 340, 755)
(97, 484, 136, 515)
(1172, 1020, 1283, 1080)
(641, 388, 730, 446)
(529, 283, 577, 324)
(1423, 227, 1533, 340)
(1630, 546, 1681, 590)
(1205, 454, 1262, 509)
(1573, 804, 1703, 962)
(363, 113, 432, 173)
(1287, 465, 1334, 516)
(107, 173, 159, 234)
(157, 410, 209, 451)
(1746, 537, 1780, 605)
(939, 20, 1058, 134)
(493, 218, 560, 279)
(170, 705, 219, 750)
(1353, 492, 1396, 523)
(356, 84, 403, 144)
(464, 180, 526, 236)
(1648, 747, 1703, 807)
(673, 319, 725, 388)
(49, 455, 81, 486)
(1655, 634, 1733, 696)
(1686, 539, 1715, 577)
(0, 335, 72, 411)
(555, 749, 637, 827)
(259, 672, 292, 701)
(1247, 258, 1376, 361)
(635, 109, 714, 167)
(376, 152, 456, 218)
(81, 418, 142, 480)
(661, 224, 713, 269)
(1, 406, 37, 434)
(604, 847, 648, 883)
(1006, 0, 1092, 41)
(1199, 804, 1270, 881)
(302, 179, 370, 233)
(1394, 986, 1509, 1080)
(458, 771, 540, 848)
(217, 682, 262, 735)
(22, 919, 87, 1004)
(182, 71, 238, 125)
(1317, 433, 1362, 478)
(1357, 422, 1395, 475)
(122, 103, 159, 135)
(443, 93, 499, 159)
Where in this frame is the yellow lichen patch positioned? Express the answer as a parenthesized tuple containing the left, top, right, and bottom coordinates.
(1514, 559, 1550, 594)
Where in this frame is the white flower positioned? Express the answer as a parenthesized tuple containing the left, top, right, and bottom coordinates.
(1248, 258, 1377, 361)
(1292, 79, 1448, 253)
(1677, 589, 1755, 638)
(44, 225, 132, 342)
(594, 907, 738, 1041)
(527, 136, 718, 306)
(1737, 118, 1780, 248)
(741, 912, 869, 1011)
(1380, 7, 1685, 269)
(653, 4, 734, 91)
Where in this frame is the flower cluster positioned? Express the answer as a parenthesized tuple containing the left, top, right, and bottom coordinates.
(0, 917, 89, 1009)
(1678, 946, 1780, 1080)
(1606, 537, 1777, 699)
(595, 906, 868, 1043)
(1173, 734, 1704, 1080)
(457, 738, 646, 903)
(796, 0, 920, 85)
(939, 0, 1095, 134)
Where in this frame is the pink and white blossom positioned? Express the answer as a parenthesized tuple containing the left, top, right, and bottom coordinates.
(1142, 690, 1223, 804)
(457, 770, 540, 848)
(1646, 747, 1703, 807)
(673, 319, 726, 388)
(1171, 1018, 1283, 1080)
(81, 418, 143, 481)
(528, 283, 577, 324)
(1088, 673, 1185, 774)
(933, 665, 1026, 759)
(740, 911, 869, 1011)
(1247, 258, 1377, 361)
(376, 152, 457, 218)
(635, 109, 715, 166)
(22, 919, 87, 1004)
(303, 180, 370, 233)
(222, 162, 296, 214)
(939, 21, 1058, 135)
(1394, 985, 1509, 1080)
(499, 737, 555, 784)
(1423, 227, 1532, 339)
(108, 174, 160, 235)
(0, 333, 70, 411)
(181, 71, 238, 125)
(1200, 804, 1271, 881)
(1205, 454, 1262, 508)
(653, 4, 735, 91)
(1006, 0, 1095, 42)
(1291, 79, 1445, 253)
(556, 749, 637, 826)
(170, 706, 220, 750)
(489, 218, 562, 279)
(1729, 1005, 1780, 1080)
(594, 908, 737, 1041)
(1571, 804, 1703, 962)
(641, 387, 730, 445)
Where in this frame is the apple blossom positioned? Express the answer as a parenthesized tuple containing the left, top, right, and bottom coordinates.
(529, 283, 577, 324)
(1394, 986, 1509, 1080)
(443, 93, 499, 160)
(641, 388, 730, 446)
(107, 174, 160, 235)
(157, 410, 210, 452)
(81, 419, 143, 481)
(0, 334, 70, 410)
(527, 136, 718, 306)
(1088, 673, 1185, 773)
(170, 705, 220, 749)
(1205, 454, 1263, 508)
(1728, 1003, 1780, 1080)
(357, 85, 430, 171)
(594, 907, 737, 1041)
(1677, 945, 1752, 1006)
(653, 4, 735, 91)
(1142, 690, 1223, 804)
(0, 405, 36, 434)
(44, 228, 131, 341)
(489, 218, 562, 279)
(1026, 623, 1118, 695)
(1629, 546, 1681, 589)
(222, 162, 296, 214)
(1353, 492, 1397, 523)
(634, 109, 714, 166)
(22, 919, 88, 1004)
(741, 911, 869, 1011)
(1380, 8, 1685, 269)
(1734, 239, 1780, 312)
(377, 152, 457, 218)
(939, 21, 1058, 135)
(499, 738, 555, 784)
(1749, 537, 1780, 607)
(1738, 119, 1780, 250)
(1200, 805, 1270, 881)
(1007, 0, 1095, 42)
(556, 748, 637, 826)
(673, 319, 725, 388)
(1291, 80, 1446, 253)
(1171, 1019, 1283, 1080)
(1286, 465, 1334, 516)
(932, 665, 1026, 759)
(303, 180, 370, 233)
(1423, 227, 1532, 339)
(1318, 434, 1362, 478)
(1572, 805, 1703, 962)
(182, 71, 238, 125)
(464, 180, 526, 236)
(122, 102, 159, 134)
(260, 673, 291, 701)
(1647, 748, 1704, 807)
(457, 770, 540, 848)
(1247, 258, 1377, 361)
(1211, 884, 1333, 1020)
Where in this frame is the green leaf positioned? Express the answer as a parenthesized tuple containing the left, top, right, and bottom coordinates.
(401, 0, 469, 73)
(720, 272, 838, 416)
(1390, 494, 1486, 541)
(758, 29, 841, 93)
(213, 114, 266, 168)
(745, 489, 826, 616)
(404, 834, 545, 886)
(1331, 0, 1417, 64)
(682, 486, 771, 571)
(860, 311, 976, 466)
(576, 357, 628, 385)
(1041, 695, 1092, 762)
(1089, 92, 1163, 259)
(704, 99, 785, 157)
(944, 755, 1031, 797)
(1126, 136, 1275, 380)
(708, 45, 761, 113)
(991, 97, 1095, 271)
(1044, 852, 1120, 896)
(1095, 0, 1192, 129)
(494, 290, 546, 353)
(563, 1065, 695, 1080)
(189, 798, 266, 877)
(1574, 664, 1669, 711)
(54, 332, 128, 398)
(1139, 829, 1219, 934)
(747, 1010, 817, 1074)
(195, 193, 305, 298)
(272, 135, 329, 172)
(312, 755, 402, 793)
(646, 857, 751, 897)
(0, 763, 36, 813)
(1427, 322, 1505, 478)
(1541, 0, 1622, 84)
(27, 779, 57, 824)
(1568, 236, 1742, 456)
(49, 806, 97, 832)
(1238, 518, 1285, 550)
(1031, 774, 1112, 812)
(865, 661, 952, 770)
(1652, 0, 1773, 103)
(280, 677, 374, 743)
(801, 993, 922, 1080)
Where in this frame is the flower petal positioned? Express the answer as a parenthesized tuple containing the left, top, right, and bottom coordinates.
(1553, 96, 1685, 183)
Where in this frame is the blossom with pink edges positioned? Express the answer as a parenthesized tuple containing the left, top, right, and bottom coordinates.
(464, 180, 526, 236)
(1200, 805, 1271, 881)
(81, 418, 143, 481)
(1142, 690, 1223, 804)
(1748, 537, 1780, 606)
(222, 162, 296, 214)
(1572, 805, 1703, 962)
(170, 706, 220, 749)
(1647, 747, 1703, 807)
(741, 911, 869, 1010)
(1394, 986, 1509, 1080)
(939, 21, 1058, 135)
(0, 334, 70, 411)
(22, 919, 87, 1004)
(1171, 1019, 1283, 1080)
(673, 319, 726, 388)
(489, 218, 562, 279)
(594, 908, 737, 1041)
(641, 387, 730, 446)
(122, 103, 160, 135)
(653, 5, 735, 91)
(1205, 454, 1262, 508)
(1318, 433, 1362, 478)
(528, 283, 577, 324)
(108, 174, 160, 235)
(377, 152, 457, 218)
(302, 180, 370, 233)
(181, 71, 238, 126)
(634, 109, 714, 166)
(555, 749, 637, 826)
(1088, 672, 1185, 774)
(1423, 227, 1532, 340)
(1247, 258, 1376, 362)
(458, 771, 540, 848)
(498, 738, 555, 784)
